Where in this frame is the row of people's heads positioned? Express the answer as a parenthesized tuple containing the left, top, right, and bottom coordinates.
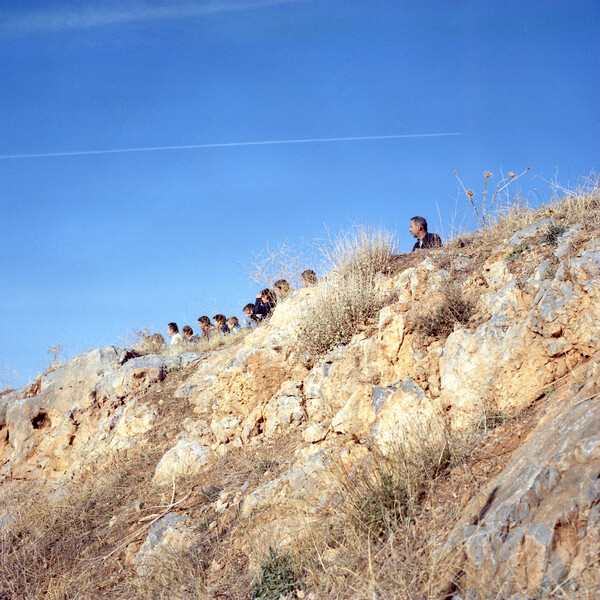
(166, 270, 319, 339)
(167, 315, 240, 339)
(261, 271, 318, 302)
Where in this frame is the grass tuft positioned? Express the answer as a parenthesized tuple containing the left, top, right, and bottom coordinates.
(297, 225, 397, 357)
(414, 283, 474, 339)
(251, 547, 303, 600)
(335, 416, 461, 541)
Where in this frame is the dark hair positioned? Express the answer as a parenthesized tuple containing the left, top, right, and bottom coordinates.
(213, 314, 226, 325)
(243, 303, 255, 313)
(411, 216, 428, 232)
(261, 289, 277, 303)
(274, 279, 292, 296)
(167, 322, 179, 333)
(182, 325, 193, 335)
(197, 316, 211, 326)
(301, 269, 317, 286)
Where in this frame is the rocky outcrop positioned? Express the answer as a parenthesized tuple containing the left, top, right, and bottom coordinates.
(1, 216, 599, 598)
(444, 357, 600, 597)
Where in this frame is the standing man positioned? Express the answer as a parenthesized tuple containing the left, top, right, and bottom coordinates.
(410, 216, 443, 251)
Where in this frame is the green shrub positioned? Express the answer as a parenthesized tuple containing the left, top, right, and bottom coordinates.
(251, 547, 303, 599)
(541, 223, 567, 245)
(506, 243, 528, 262)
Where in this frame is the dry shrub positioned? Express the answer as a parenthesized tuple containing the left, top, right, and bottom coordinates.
(296, 417, 466, 599)
(319, 225, 397, 282)
(455, 167, 530, 229)
(334, 416, 459, 541)
(244, 237, 322, 289)
(297, 225, 397, 357)
(414, 282, 475, 339)
(297, 277, 389, 356)
(137, 329, 167, 354)
(130, 546, 208, 600)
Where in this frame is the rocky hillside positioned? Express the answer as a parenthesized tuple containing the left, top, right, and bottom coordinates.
(1, 185, 599, 599)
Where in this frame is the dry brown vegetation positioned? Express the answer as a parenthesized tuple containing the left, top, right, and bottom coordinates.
(297, 225, 398, 357)
(129, 325, 253, 358)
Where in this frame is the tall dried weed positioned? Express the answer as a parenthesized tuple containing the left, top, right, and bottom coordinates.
(297, 225, 397, 357)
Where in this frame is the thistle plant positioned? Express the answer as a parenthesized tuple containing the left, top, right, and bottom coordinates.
(455, 167, 530, 228)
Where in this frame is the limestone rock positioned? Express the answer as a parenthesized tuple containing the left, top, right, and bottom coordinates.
(303, 423, 327, 443)
(506, 218, 552, 247)
(444, 358, 600, 597)
(210, 416, 240, 444)
(263, 394, 305, 437)
(136, 513, 195, 576)
(153, 438, 211, 485)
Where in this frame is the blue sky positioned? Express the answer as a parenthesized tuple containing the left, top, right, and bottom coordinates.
(1, 0, 598, 388)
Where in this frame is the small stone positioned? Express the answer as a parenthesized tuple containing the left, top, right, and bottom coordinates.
(303, 424, 327, 443)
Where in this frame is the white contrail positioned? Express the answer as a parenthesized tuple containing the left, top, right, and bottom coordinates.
(1, 0, 309, 35)
(0, 133, 462, 160)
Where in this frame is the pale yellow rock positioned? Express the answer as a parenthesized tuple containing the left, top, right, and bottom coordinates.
(303, 423, 327, 443)
(331, 382, 375, 435)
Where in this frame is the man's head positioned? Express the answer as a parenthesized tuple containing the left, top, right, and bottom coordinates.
(182, 325, 193, 340)
(214, 314, 226, 327)
(410, 216, 428, 240)
(197, 315, 211, 332)
(274, 279, 291, 298)
(301, 269, 317, 287)
(167, 322, 179, 337)
(243, 303, 255, 317)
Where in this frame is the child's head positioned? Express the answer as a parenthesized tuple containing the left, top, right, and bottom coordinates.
(260, 288, 277, 303)
(243, 303, 255, 317)
(227, 316, 239, 329)
(197, 315, 211, 331)
(213, 314, 226, 327)
(274, 279, 292, 298)
(301, 269, 317, 287)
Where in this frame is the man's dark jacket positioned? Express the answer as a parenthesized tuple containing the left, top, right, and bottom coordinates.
(412, 232, 443, 251)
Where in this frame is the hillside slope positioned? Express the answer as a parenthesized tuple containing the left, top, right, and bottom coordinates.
(1, 185, 600, 599)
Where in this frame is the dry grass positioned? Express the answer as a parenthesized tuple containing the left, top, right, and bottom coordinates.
(333, 416, 462, 541)
(413, 282, 475, 339)
(128, 326, 253, 358)
(297, 225, 397, 357)
(244, 237, 323, 289)
(129, 545, 209, 600)
(461, 175, 599, 256)
(0, 451, 160, 599)
(290, 416, 469, 599)
(296, 516, 462, 600)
